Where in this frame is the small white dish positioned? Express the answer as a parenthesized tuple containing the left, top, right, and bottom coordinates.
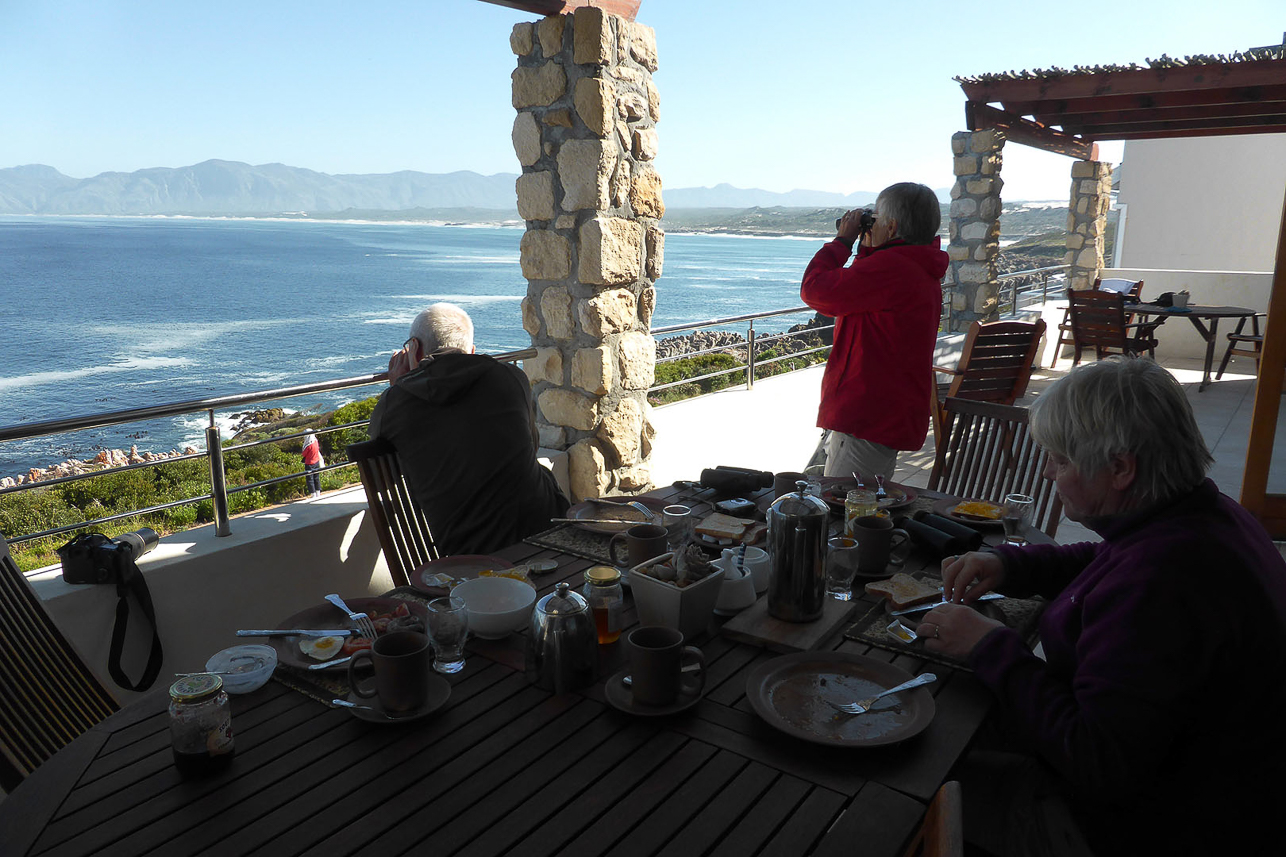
(452, 576, 537, 639)
(205, 644, 277, 693)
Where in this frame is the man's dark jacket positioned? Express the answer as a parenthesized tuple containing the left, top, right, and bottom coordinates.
(368, 349, 568, 556)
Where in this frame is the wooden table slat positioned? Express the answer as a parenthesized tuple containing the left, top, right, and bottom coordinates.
(810, 782, 926, 857)
(653, 759, 781, 857)
(757, 786, 849, 857)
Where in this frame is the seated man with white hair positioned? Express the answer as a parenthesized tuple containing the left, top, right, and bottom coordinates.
(369, 302, 568, 556)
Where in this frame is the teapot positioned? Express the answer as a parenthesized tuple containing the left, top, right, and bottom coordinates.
(765, 480, 829, 622)
(525, 582, 598, 694)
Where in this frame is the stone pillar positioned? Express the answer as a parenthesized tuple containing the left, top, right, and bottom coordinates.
(1065, 160, 1113, 290)
(945, 130, 1005, 330)
(511, 8, 662, 500)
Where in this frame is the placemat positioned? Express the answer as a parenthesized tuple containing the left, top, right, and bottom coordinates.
(844, 591, 1047, 672)
(523, 523, 614, 565)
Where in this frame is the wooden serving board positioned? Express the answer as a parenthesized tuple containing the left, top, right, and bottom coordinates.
(720, 595, 857, 653)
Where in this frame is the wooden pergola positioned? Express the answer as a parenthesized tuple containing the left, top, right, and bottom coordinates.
(479, 0, 639, 19)
(958, 49, 1286, 534)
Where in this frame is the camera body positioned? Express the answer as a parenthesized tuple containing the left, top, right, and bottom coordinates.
(58, 529, 159, 585)
(835, 209, 877, 236)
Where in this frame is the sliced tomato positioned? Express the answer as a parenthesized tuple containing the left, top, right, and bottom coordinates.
(342, 636, 374, 656)
(393, 603, 411, 619)
(373, 617, 392, 634)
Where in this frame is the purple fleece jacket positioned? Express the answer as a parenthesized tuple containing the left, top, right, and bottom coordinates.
(975, 479, 1286, 853)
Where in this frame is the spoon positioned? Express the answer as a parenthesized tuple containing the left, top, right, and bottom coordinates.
(875, 474, 888, 502)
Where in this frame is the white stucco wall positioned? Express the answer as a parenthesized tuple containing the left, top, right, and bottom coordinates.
(1117, 134, 1286, 272)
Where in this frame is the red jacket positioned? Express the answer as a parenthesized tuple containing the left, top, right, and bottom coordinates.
(800, 237, 947, 450)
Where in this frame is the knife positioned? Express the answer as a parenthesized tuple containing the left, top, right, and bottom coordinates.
(236, 629, 355, 637)
(890, 592, 1004, 616)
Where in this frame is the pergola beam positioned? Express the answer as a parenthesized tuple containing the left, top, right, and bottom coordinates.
(959, 58, 1286, 103)
(1001, 83, 1286, 118)
(1030, 99, 1286, 130)
(476, 0, 639, 19)
(965, 103, 1098, 159)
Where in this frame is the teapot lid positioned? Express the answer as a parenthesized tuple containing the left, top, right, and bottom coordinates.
(536, 581, 588, 616)
(768, 481, 829, 518)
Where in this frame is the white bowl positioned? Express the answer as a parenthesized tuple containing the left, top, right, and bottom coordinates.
(452, 576, 537, 639)
(205, 644, 277, 694)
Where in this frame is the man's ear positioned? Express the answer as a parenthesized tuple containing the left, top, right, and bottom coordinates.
(1108, 453, 1137, 491)
(407, 338, 422, 364)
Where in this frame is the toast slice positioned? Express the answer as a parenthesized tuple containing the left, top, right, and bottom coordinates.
(864, 573, 941, 610)
(694, 512, 749, 541)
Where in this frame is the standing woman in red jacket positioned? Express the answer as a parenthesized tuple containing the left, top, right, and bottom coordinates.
(301, 431, 324, 499)
(800, 182, 947, 480)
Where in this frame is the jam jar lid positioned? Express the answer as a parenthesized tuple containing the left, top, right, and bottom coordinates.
(169, 673, 224, 703)
(584, 566, 621, 586)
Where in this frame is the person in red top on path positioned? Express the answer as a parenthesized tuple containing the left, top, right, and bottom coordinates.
(800, 182, 948, 480)
(301, 431, 324, 499)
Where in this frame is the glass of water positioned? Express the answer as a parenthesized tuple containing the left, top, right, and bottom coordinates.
(1002, 494, 1035, 546)
(825, 536, 859, 600)
(426, 596, 469, 674)
(662, 504, 692, 550)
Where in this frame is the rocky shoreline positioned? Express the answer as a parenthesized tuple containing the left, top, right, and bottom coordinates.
(655, 316, 831, 361)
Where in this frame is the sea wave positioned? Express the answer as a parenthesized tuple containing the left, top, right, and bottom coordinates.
(90, 319, 303, 353)
(391, 294, 524, 304)
(0, 356, 195, 393)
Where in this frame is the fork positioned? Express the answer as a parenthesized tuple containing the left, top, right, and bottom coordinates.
(829, 673, 937, 715)
(590, 497, 656, 522)
(325, 594, 377, 639)
(874, 474, 888, 502)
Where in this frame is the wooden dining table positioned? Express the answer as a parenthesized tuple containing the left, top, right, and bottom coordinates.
(1123, 302, 1258, 391)
(0, 481, 1049, 857)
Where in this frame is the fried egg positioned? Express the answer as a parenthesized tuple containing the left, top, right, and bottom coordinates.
(299, 635, 345, 660)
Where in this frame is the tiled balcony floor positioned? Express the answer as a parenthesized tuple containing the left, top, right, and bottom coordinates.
(649, 352, 1282, 546)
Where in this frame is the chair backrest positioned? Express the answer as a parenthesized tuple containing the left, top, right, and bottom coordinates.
(1095, 277, 1143, 300)
(944, 319, 1047, 406)
(928, 399, 1062, 538)
(1067, 288, 1130, 351)
(346, 438, 440, 587)
(901, 780, 964, 857)
(1, 535, 119, 792)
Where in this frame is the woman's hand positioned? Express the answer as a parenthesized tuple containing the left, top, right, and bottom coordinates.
(941, 551, 1005, 604)
(916, 602, 1004, 660)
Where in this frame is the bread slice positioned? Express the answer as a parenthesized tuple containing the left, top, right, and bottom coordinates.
(864, 573, 941, 610)
(694, 512, 749, 541)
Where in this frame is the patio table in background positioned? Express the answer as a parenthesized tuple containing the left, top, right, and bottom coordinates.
(1124, 302, 1258, 391)
(0, 481, 1049, 857)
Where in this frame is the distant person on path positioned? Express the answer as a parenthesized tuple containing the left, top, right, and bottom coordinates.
(301, 431, 324, 499)
(368, 303, 569, 556)
(800, 182, 947, 479)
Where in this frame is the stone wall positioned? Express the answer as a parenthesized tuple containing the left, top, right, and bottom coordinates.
(1065, 160, 1113, 290)
(945, 130, 1005, 330)
(511, 8, 662, 500)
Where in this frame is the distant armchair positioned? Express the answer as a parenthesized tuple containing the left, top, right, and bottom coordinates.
(932, 319, 1045, 449)
(1216, 313, 1265, 379)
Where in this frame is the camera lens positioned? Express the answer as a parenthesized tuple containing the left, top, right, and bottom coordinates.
(119, 528, 160, 559)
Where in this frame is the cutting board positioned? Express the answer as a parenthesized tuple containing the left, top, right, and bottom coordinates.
(720, 596, 857, 653)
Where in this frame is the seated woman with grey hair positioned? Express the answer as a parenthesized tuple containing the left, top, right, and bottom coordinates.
(919, 357, 1286, 855)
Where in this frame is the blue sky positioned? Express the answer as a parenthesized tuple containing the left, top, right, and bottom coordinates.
(1, 1, 1280, 200)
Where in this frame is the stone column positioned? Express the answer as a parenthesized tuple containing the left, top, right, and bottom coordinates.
(945, 130, 1005, 331)
(1065, 160, 1113, 290)
(511, 8, 662, 500)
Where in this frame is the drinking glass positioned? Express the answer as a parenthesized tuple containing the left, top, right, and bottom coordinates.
(426, 596, 469, 674)
(662, 504, 692, 550)
(844, 489, 878, 538)
(825, 536, 859, 601)
(1002, 494, 1035, 546)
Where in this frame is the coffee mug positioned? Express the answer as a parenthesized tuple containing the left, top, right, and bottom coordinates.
(773, 471, 808, 499)
(348, 630, 432, 713)
(851, 515, 911, 575)
(627, 626, 705, 706)
(609, 523, 669, 568)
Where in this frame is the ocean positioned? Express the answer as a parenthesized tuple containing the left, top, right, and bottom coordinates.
(0, 215, 823, 477)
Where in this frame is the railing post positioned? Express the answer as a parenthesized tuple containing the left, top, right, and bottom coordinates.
(747, 321, 756, 390)
(206, 410, 231, 537)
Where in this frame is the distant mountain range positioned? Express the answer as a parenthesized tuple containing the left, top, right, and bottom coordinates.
(0, 161, 953, 216)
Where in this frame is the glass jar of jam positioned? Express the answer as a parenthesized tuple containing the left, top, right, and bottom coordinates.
(583, 565, 624, 645)
(168, 674, 234, 776)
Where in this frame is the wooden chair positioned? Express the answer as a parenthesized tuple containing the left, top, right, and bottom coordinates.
(1215, 313, 1265, 379)
(901, 781, 964, 857)
(1, 534, 119, 792)
(928, 399, 1062, 538)
(346, 438, 440, 587)
(1052, 278, 1143, 368)
(1064, 288, 1164, 366)
(932, 319, 1046, 448)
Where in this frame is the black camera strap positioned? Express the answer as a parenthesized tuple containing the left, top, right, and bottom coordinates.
(108, 561, 164, 692)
